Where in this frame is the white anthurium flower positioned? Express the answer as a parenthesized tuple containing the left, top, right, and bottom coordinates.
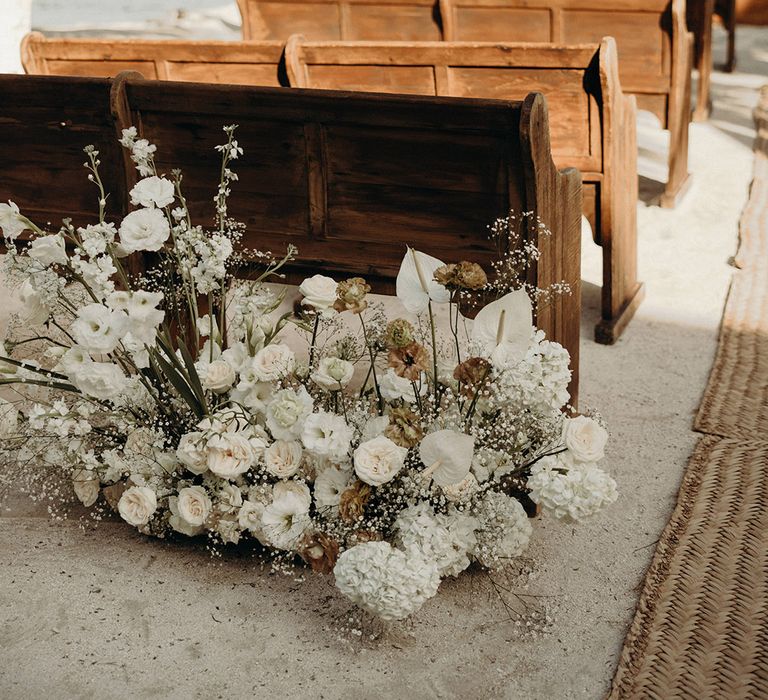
(472, 289, 533, 367)
(395, 247, 451, 314)
(419, 429, 475, 487)
(0, 201, 28, 240)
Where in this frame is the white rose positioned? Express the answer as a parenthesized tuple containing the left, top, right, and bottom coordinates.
(266, 387, 313, 440)
(206, 432, 255, 479)
(117, 485, 157, 526)
(264, 440, 303, 478)
(563, 416, 608, 463)
(73, 362, 127, 400)
(18, 279, 50, 325)
(129, 176, 175, 209)
(28, 234, 67, 266)
(298, 274, 338, 316)
(176, 432, 208, 474)
(0, 200, 28, 240)
(71, 303, 129, 354)
(251, 344, 295, 382)
(272, 479, 312, 511)
(176, 485, 212, 526)
(354, 435, 408, 486)
(72, 469, 100, 507)
(302, 411, 354, 461)
(118, 207, 170, 253)
(311, 357, 354, 391)
(202, 360, 236, 394)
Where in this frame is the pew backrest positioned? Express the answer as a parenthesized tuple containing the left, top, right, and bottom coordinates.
(237, 0, 442, 40)
(21, 33, 285, 87)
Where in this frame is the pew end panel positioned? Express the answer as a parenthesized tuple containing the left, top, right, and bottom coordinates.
(595, 38, 644, 344)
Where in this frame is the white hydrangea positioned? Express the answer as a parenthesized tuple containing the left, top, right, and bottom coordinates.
(472, 491, 532, 569)
(395, 502, 478, 577)
(333, 541, 440, 621)
(527, 454, 618, 522)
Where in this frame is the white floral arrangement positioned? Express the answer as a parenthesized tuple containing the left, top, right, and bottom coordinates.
(0, 126, 617, 622)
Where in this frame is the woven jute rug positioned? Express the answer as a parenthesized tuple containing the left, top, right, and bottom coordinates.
(609, 436, 768, 699)
(610, 86, 768, 699)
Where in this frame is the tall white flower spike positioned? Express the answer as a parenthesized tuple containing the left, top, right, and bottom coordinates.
(396, 247, 451, 314)
(419, 429, 474, 487)
(472, 289, 533, 367)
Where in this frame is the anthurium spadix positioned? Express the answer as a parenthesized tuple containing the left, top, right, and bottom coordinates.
(419, 429, 474, 487)
(472, 289, 533, 367)
(396, 247, 451, 314)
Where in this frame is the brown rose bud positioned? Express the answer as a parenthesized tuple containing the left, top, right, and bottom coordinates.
(454, 261, 487, 290)
(333, 277, 371, 314)
(299, 531, 340, 574)
(388, 341, 431, 381)
(385, 318, 415, 349)
(338, 480, 372, 524)
(385, 406, 424, 448)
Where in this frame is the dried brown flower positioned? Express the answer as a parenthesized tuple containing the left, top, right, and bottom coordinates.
(433, 261, 487, 291)
(333, 277, 371, 314)
(388, 341, 430, 381)
(298, 531, 340, 574)
(385, 406, 424, 448)
(102, 481, 127, 511)
(453, 357, 492, 397)
(385, 318, 415, 349)
(338, 480, 372, 524)
(347, 530, 384, 546)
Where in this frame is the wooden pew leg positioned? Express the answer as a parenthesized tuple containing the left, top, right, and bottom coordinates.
(595, 282, 645, 344)
(692, 0, 714, 122)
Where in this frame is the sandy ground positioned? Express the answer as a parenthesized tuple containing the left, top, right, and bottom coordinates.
(1, 10, 767, 699)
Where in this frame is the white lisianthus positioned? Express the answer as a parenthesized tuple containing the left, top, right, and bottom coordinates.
(73, 362, 127, 400)
(129, 176, 175, 209)
(250, 344, 295, 382)
(266, 387, 313, 440)
(176, 432, 208, 475)
(298, 274, 338, 317)
(264, 440, 303, 478)
(109, 290, 165, 327)
(354, 435, 407, 486)
(231, 380, 273, 413)
(262, 488, 311, 551)
(302, 411, 354, 461)
(361, 415, 389, 442)
(0, 201, 27, 240)
(272, 479, 312, 511)
(202, 360, 236, 394)
(118, 207, 170, 253)
(379, 368, 427, 403)
(117, 485, 157, 527)
(71, 303, 129, 354)
(333, 541, 441, 621)
(176, 485, 212, 526)
(72, 469, 100, 507)
(311, 357, 354, 391)
(57, 346, 91, 376)
(206, 433, 255, 479)
(314, 464, 351, 515)
(562, 416, 608, 463)
(18, 279, 50, 325)
(28, 234, 67, 266)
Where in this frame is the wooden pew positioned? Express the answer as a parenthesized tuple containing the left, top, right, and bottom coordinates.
(285, 36, 642, 343)
(20, 32, 285, 86)
(439, 0, 694, 209)
(237, 0, 442, 40)
(0, 73, 582, 402)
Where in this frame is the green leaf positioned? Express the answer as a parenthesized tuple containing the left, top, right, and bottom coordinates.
(151, 350, 205, 419)
(176, 336, 208, 410)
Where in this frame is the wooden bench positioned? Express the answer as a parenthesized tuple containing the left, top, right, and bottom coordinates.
(0, 72, 582, 402)
(285, 36, 642, 342)
(237, 0, 442, 40)
(439, 0, 694, 208)
(20, 32, 285, 86)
